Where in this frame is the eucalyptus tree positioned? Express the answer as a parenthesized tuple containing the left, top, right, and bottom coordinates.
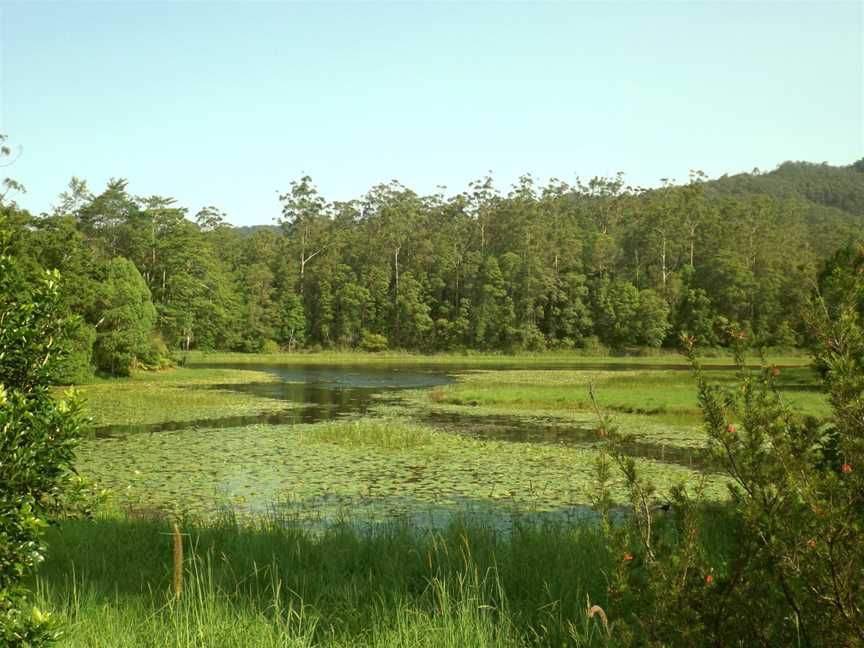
(278, 176, 331, 291)
(359, 181, 426, 345)
(465, 175, 499, 255)
(575, 173, 634, 278)
(76, 179, 139, 258)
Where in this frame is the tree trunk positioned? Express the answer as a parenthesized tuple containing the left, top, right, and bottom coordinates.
(661, 235, 667, 292)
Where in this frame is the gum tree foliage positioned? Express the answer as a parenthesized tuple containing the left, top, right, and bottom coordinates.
(10, 159, 864, 370)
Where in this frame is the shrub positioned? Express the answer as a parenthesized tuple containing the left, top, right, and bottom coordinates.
(260, 339, 280, 354)
(359, 331, 389, 352)
(578, 335, 608, 356)
(0, 248, 84, 644)
(591, 310, 864, 644)
(589, 249, 864, 644)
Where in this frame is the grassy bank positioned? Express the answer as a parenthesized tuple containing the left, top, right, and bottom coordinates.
(34, 507, 738, 647)
(183, 349, 812, 368)
(381, 365, 828, 450)
(433, 365, 824, 420)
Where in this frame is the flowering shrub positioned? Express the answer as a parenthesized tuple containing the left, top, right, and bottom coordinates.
(590, 253, 864, 646)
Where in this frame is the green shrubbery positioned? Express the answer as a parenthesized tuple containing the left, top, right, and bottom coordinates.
(0, 241, 85, 643)
(359, 331, 389, 352)
(590, 251, 864, 645)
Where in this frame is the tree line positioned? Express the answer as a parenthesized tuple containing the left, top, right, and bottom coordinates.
(3, 157, 863, 378)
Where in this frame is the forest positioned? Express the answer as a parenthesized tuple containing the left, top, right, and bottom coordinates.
(3, 156, 864, 379)
(3, 154, 863, 645)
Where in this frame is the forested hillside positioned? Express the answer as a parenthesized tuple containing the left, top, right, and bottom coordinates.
(710, 160, 864, 216)
(3, 159, 862, 378)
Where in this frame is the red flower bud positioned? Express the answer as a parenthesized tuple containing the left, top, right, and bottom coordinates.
(623, 552, 634, 562)
(726, 424, 736, 434)
(705, 574, 714, 585)
(841, 463, 852, 474)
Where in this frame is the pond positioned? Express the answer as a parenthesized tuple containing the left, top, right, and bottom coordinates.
(94, 360, 719, 438)
(93, 363, 455, 437)
(80, 362, 719, 521)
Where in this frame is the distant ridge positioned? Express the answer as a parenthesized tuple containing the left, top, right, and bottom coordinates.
(708, 159, 864, 217)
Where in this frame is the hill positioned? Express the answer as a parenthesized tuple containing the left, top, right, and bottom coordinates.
(708, 159, 864, 217)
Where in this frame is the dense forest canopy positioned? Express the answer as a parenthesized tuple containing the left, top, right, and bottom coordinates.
(3, 158, 863, 378)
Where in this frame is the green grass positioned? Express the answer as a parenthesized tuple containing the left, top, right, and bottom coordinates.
(388, 366, 830, 449)
(184, 349, 813, 368)
(33, 507, 739, 647)
(306, 420, 440, 450)
(72, 368, 297, 427)
(86, 367, 285, 385)
(40, 356, 817, 645)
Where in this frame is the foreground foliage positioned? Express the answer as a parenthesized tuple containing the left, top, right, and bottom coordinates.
(0, 218, 84, 644)
(36, 509, 734, 647)
(589, 254, 864, 645)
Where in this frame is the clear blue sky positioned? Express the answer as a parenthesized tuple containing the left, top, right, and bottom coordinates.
(1, 1, 861, 225)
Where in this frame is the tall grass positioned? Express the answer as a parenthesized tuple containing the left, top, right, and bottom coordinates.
(305, 420, 440, 450)
(34, 507, 739, 647)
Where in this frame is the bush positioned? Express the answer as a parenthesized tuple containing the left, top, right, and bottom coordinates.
(52, 318, 96, 385)
(260, 339, 280, 354)
(578, 335, 608, 356)
(592, 315, 864, 644)
(359, 331, 389, 352)
(92, 258, 158, 376)
(0, 251, 84, 644)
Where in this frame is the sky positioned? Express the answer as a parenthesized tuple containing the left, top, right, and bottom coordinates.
(0, 1, 862, 226)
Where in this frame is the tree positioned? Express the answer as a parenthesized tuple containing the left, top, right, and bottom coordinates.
(279, 176, 331, 291)
(11, 157, 864, 357)
(673, 286, 722, 347)
(277, 291, 306, 351)
(592, 278, 640, 347)
(635, 289, 671, 347)
(92, 258, 158, 375)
